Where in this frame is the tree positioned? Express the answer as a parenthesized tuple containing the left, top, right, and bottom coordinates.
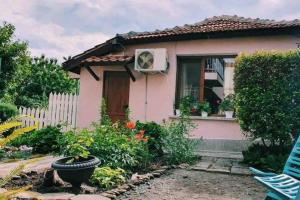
(0, 22, 31, 103)
(14, 55, 78, 107)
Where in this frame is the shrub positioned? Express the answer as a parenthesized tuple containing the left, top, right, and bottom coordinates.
(242, 143, 291, 173)
(0, 102, 18, 122)
(9, 126, 64, 154)
(161, 114, 197, 165)
(135, 121, 164, 157)
(90, 167, 126, 189)
(89, 124, 151, 170)
(234, 50, 300, 147)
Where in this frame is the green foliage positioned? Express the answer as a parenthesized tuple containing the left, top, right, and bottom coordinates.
(197, 101, 211, 113)
(90, 124, 151, 170)
(5, 151, 32, 160)
(0, 22, 31, 104)
(0, 102, 18, 122)
(242, 143, 291, 173)
(219, 94, 235, 111)
(64, 129, 94, 160)
(0, 22, 77, 107)
(14, 55, 78, 107)
(100, 98, 112, 125)
(234, 50, 300, 146)
(179, 96, 194, 114)
(161, 113, 197, 165)
(135, 121, 164, 157)
(9, 126, 64, 154)
(90, 167, 126, 189)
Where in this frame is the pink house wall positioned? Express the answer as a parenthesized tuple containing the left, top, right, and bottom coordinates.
(77, 35, 299, 140)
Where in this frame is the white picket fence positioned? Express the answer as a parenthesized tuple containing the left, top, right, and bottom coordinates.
(18, 93, 79, 131)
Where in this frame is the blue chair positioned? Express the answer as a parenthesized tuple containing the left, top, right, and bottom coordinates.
(255, 174, 300, 200)
(250, 136, 300, 199)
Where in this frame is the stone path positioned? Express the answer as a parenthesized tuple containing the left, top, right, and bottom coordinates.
(191, 156, 251, 175)
(0, 156, 58, 178)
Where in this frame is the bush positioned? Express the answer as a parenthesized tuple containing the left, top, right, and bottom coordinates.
(135, 121, 164, 157)
(234, 50, 300, 147)
(89, 124, 151, 170)
(9, 125, 64, 154)
(161, 115, 197, 165)
(0, 102, 18, 122)
(90, 167, 126, 189)
(242, 143, 291, 173)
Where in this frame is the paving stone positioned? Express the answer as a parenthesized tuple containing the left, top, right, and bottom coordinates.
(0, 156, 58, 178)
(193, 161, 212, 170)
(41, 192, 76, 200)
(231, 166, 251, 175)
(13, 191, 42, 200)
(71, 194, 110, 200)
(0, 188, 7, 193)
(205, 168, 231, 174)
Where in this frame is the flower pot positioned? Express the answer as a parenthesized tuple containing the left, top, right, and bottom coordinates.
(225, 111, 234, 118)
(175, 109, 181, 116)
(201, 111, 208, 117)
(52, 155, 100, 187)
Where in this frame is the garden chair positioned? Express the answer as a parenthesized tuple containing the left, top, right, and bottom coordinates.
(250, 136, 300, 199)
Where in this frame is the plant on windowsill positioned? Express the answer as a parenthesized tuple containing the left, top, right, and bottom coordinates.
(197, 101, 211, 117)
(219, 94, 235, 118)
(51, 130, 100, 187)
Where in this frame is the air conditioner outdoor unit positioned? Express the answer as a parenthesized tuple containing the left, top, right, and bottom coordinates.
(134, 48, 168, 72)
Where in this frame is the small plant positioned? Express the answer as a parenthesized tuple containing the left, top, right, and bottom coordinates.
(64, 129, 94, 162)
(219, 94, 235, 111)
(161, 112, 197, 165)
(197, 101, 211, 113)
(90, 167, 126, 189)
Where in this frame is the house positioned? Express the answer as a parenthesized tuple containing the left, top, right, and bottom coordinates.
(63, 15, 300, 152)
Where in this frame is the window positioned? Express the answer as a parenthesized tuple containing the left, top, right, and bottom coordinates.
(175, 56, 235, 114)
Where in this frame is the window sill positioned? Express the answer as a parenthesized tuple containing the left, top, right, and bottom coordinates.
(169, 115, 237, 122)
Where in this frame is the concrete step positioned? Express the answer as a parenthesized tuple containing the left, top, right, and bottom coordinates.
(196, 150, 243, 160)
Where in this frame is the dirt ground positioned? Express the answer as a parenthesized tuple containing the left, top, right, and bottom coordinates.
(117, 169, 266, 200)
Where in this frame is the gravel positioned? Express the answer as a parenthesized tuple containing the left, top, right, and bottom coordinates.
(117, 169, 266, 200)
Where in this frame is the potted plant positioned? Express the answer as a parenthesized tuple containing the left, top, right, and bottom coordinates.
(52, 131, 100, 187)
(198, 101, 211, 117)
(219, 94, 235, 118)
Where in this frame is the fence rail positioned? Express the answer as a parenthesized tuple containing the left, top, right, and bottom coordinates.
(18, 93, 78, 131)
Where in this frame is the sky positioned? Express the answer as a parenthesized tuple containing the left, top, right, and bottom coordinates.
(0, 0, 300, 61)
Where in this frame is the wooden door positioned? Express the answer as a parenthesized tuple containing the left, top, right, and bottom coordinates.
(103, 71, 130, 122)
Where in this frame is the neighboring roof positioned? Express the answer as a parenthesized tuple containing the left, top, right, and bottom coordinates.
(63, 15, 300, 73)
(81, 55, 134, 66)
(120, 15, 300, 42)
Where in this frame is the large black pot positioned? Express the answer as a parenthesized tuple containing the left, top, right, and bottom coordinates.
(52, 156, 100, 187)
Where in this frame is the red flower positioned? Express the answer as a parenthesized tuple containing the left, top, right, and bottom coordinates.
(126, 121, 136, 129)
(134, 130, 148, 142)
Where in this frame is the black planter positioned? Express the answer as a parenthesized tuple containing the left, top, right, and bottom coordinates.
(52, 156, 100, 187)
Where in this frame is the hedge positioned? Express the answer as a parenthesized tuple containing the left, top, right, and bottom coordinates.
(234, 50, 300, 147)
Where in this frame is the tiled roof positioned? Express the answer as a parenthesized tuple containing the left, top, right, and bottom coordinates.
(120, 15, 300, 40)
(82, 55, 134, 64)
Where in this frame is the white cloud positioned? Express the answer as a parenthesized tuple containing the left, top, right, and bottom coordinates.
(0, 0, 299, 62)
(0, 0, 110, 61)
